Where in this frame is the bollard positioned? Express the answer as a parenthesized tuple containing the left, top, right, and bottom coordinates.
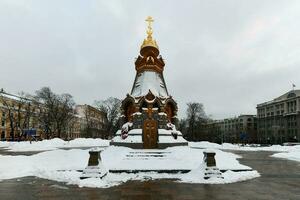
(203, 151, 216, 167)
(80, 149, 107, 179)
(203, 150, 223, 180)
(88, 151, 100, 166)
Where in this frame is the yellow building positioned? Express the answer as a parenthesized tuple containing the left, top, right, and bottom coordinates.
(0, 90, 43, 141)
(0, 90, 108, 140)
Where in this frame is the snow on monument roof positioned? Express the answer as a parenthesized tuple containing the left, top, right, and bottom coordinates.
(131, 71, 168, 98)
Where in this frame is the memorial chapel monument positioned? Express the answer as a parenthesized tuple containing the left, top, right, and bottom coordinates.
(110, 17, 187, 149)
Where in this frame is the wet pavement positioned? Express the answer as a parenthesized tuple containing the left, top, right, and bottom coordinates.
(0, 150, 299, 200)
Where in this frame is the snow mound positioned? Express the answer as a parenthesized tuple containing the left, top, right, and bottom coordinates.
(189, 141, 300, 152)
(0, 138, 110, 152)
(271, 146, 300, 162)
(0, 149, 88, 180)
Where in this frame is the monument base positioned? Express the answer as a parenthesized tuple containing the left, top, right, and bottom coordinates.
(110, 129, 188, 149)
(203, 150, 223, 179)
(80, 149, 108, 179)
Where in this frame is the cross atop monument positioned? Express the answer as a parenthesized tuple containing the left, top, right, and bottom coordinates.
(146, 16, 154, 39)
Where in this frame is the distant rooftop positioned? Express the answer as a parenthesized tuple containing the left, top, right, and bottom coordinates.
(0, 89, 31, 102)
(257, 90, 300, 107)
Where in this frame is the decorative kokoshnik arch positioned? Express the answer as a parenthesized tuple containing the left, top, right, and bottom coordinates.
(121, 90, 178, 125)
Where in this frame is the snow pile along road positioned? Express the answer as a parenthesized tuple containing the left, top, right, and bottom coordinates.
(271, 145, 300, 162)
(189, 141, 299, 152)
(0, 149, 89, 180)
(0, 138, 110, 152)
(189, 141, 300, 163)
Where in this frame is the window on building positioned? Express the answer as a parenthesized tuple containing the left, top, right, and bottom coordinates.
(276, 111, 280, 115)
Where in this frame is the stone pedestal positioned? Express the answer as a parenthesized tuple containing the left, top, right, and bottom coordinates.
(80, 150, 107, 179)
(203, 151, 223, 179)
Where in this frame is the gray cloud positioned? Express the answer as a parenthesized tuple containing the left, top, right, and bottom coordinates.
(0, 0, 299, 119)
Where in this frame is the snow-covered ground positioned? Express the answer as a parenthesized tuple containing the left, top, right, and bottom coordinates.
(102, 146, 251, 171)
(0, 138, 110, 152)
(189, 141, 299, 152)
(189, 141, 300, 163)
(0, 145, 259, 188)
(0, 149, 89, 180)
(271, 145, 300, 162)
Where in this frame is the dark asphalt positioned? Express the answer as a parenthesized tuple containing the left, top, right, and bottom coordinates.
(0, 150, 299, 200)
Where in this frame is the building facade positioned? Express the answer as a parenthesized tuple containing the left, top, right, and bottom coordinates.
(200, 115, 257, 143)
(73, 105, 108, 139)
(0, 90, 43, 141)
(0, 90, 108, 140)
(257, 90, 300, 144)
(221, 115, 257, 143)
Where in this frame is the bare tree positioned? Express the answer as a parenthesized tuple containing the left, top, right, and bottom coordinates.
(15, 92, 35, 139)
(34, 87, 56, 138)
(55, 93, 75, 138)
(186, 102, 207, 141)
(94, 97, 121, 137)
(34, 87, 75, 139)
(178, 119, 188, 138)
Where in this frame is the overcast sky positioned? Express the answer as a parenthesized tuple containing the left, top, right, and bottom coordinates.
(0, 0, 300, 119)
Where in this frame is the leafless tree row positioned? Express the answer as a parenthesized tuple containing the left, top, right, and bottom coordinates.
(0, 87, 122, 140)
(34, 87, 75, 139)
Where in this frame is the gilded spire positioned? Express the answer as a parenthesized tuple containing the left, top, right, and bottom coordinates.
(146, 16, 154, 40)
(141, 16, 159, 50)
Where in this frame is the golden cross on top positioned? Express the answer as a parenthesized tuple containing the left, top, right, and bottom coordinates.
(145, 16, 154, 39)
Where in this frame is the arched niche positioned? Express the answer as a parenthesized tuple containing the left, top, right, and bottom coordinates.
(138, 98, 162, 113)
(164, 99, 177, 123)
(139, 100, 148, 113)
(122, 99, 135, 122)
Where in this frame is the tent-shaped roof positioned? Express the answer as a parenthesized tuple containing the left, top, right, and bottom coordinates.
(131, 71, 168, 98)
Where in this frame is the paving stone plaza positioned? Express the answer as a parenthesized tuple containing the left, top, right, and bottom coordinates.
(0, 148, 299, 200)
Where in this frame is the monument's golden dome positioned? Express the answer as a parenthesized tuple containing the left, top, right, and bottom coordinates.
(140, 16, 159, 50)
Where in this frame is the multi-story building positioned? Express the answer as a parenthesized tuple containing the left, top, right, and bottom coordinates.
(73, 104, 108, 139)
(0, 89, 108, 140)
(200, 115, 257, 143)
(0, 90, 43, 141)
(257, 90, 300, 144)
(220, 115, 257, 143)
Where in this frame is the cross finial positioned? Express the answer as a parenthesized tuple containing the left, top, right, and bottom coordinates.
(145, 16, 154, 39)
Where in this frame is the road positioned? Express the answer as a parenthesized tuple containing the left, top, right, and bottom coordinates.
(0, 150, 299, 200)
